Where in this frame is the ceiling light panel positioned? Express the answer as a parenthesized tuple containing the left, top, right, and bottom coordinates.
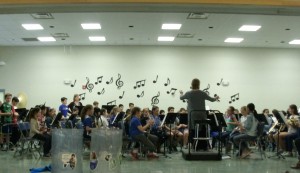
(81, 23, 101, 30)
(162, 24, 182, 30)
(22, 24, 44, 30)
(239, 25, 261, 31)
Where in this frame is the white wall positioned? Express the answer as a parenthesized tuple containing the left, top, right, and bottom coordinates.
(0, 45, 299, 113)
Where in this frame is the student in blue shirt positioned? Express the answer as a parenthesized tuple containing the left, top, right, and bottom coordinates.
(129, 107, 159, 160)
(80, 104, 95, 141)
(59, 97, 69, 118)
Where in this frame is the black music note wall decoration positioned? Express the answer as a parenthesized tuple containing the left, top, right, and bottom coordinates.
(151, 92, 160, 106)
(107, 100, 117, 106)
(106, 77, 113, 85)
(97, 88, 105, 95)
(182, 99, 186, 103)
(153, 75, 158, 83)
(119, 91, 125, 99)
(70, 80, 76, 87)
(133, 80, 146, 89)
(85, 77, 94, 93)
(229, 93, 240, 104)
(115, 74, 124, 89)
(202, 84, 210, 95)
(167, 88, 177, 95)
(217, 78, 223, 86)
(137, 91, 144, 98)
(95, 76, 103, 85)
(79, 93, 86, 100)
(164, 78, 170, 86)
(214, 94, 220, 102)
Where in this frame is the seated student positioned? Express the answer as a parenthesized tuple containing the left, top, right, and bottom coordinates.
(68, 94, 83, 112)
(227, 106, 248, 153)
(150, 106, 173, 153)
(45, 108, 56, 129)
(59, 97, 69, 119)
(68, 107, 80, 128)
(177, 108, 189, 149)
(276, 104, 300, 157)
(38, 105, 48, 132)
(81, 104, 95, 141)
(0, 93, 13, 151)
(140, 108, 150, 126)
(166, 107, 182, 152)
(221, 106, 238, 151)
(108, 106, 120, 128)
(93, 101, 101, 120)
(233, 103, 258, 159)
(29, 107, 52, 157)
(129, 107, 158, 160)
(262, 108, 273, 133)
(98, 108, 109, 128)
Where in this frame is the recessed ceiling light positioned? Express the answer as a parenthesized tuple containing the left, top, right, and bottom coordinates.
(162, 24, 182, 30)
(289, 40, 300, 45)
(224, 37, 244, 43)
(158, 36, 175, 42)
(37, 37, 56, 42)
(22, 24, 44, 30)
(239, 25, 261, 31)
(89, 36, 106, 41)
(81, 23, 101, 30)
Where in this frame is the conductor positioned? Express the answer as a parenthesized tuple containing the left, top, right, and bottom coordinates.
(180, 78, 219, 150)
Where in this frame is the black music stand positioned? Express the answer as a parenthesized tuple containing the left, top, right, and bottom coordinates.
(159, 114, 165, 121)
(234, 114, 243, 122)
(101, 105, 115, 114)
(254, 114, 269, 125)
(165, 113, 178, 154)
(179, 113, 188, 125)
(268, 111, 287, 159)
(51, 112, 63, 128)
(15, 108, 28, 121)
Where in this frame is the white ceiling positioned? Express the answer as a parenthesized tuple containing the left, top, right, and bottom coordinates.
(0, 12, 300, 48)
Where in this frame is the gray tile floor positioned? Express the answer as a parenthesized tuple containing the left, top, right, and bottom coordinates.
(0, 150, 299, 173)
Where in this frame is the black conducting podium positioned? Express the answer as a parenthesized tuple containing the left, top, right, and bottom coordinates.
(182, 110, 225, 161)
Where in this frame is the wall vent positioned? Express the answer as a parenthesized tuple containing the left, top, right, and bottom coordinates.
(51, 33, 69, 38)
(177, 33, 195, 38)
(22, 38, 39, 41)
(187, 13, 209, 19)
(31, 13, 54, 19)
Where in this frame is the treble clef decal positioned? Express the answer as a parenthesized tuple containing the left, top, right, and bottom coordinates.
(86, 77, 94, 93)
(151, 92, 160, 106)
(115, 74, 124, 89)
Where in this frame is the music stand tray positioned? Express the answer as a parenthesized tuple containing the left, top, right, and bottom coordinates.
(254, 114, 269, 125)
(179, 113, 188, 125)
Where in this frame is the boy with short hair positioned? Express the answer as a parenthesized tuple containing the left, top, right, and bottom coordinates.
(59, 97, 69, 118)
(0, 93, 13, 150)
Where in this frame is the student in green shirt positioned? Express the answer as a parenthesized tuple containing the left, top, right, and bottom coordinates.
(0, 93, 13, 150)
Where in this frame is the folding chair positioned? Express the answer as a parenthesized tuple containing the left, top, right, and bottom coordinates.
(14, 122, 42, 158)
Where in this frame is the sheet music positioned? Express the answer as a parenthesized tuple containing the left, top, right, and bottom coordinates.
(271, 117, 278, 124)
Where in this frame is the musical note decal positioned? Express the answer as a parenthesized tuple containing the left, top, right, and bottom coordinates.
(202, 84, 210, 95)
(119, 91, 125, 99)
(151, 92, 160, 106)
(137, 91, 144, 98)
(115, 74, 124, 89)
(229, 93, 240, 104)
(79, 93, 86, 100)
(133, 80, 146, 89)
(106, 77, 113, 85)
(95, 76, 103, 85)
(167, 88, 177, 95)
(70, 80, 76, 87)
(107, 100, 117, 106)
(153, 75, 158, 83)
(85, 77, 94, 93)
(97, 88, 105, 95)
(164, 78, 170, 86)
(217, 78, 223, 86)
